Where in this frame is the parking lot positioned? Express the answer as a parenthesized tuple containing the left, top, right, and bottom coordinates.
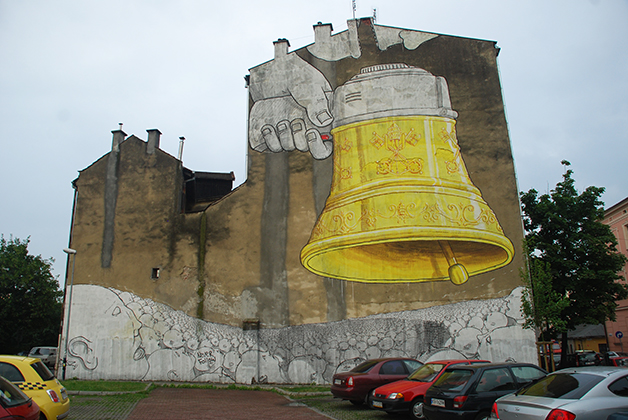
(69, 387, 394, 420)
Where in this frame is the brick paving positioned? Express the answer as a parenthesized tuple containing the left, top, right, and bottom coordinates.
(69, 394, 144, 419)
(124, 388, 334, 420)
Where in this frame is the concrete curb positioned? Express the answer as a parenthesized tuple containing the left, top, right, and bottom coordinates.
(67, 382, 332, 397)
(67, 383, 153, 395)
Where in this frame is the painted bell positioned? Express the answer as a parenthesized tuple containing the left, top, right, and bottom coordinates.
(300, 64, 514, 284)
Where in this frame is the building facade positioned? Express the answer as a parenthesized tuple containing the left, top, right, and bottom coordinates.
(604, 197, 628, 352)
(61, 18, 535, 384)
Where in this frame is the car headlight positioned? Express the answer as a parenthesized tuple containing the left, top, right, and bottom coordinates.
(388, 393, 404, 399)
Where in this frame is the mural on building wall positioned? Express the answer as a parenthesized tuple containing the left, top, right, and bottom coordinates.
(248, 23, 514, 286)
(65, 284, 535, 383)
(62, 20, 531, 385)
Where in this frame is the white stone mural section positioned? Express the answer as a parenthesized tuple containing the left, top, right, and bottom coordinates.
(64, 285, 536, 383)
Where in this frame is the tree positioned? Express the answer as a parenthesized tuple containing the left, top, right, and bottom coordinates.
(520, 161, 628, 363)
(0, 236, 63, 355)
(521, 251, 570, 342)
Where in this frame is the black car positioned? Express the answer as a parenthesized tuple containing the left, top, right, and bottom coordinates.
(423, 362, 547, 420)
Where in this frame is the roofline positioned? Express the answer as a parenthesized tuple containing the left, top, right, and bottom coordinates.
(605, 196, 628, 215)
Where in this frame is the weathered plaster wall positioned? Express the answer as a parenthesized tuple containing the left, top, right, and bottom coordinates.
(72, 135, 203, 317)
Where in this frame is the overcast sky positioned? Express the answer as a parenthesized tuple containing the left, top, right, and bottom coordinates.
(1, 0, 627, 284)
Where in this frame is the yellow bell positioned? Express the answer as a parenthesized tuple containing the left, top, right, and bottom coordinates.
(300, 64, 514, 284)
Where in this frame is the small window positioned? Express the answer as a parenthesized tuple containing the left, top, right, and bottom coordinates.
(0, 377, 30, 407)
(350, 360, 378, 373)
(380, 360, 407, 375)
(403, 360, 423, 373)
(475, 368, 516, 392)
(151, 268, 160, 279)
(520, 373, 603, 399)
(609, 376, 628, 397)
(30, 361, 54, 382)
(431, 369, 474, 392)
(512, 366, 546, 386)
(0, 362, 25, 382)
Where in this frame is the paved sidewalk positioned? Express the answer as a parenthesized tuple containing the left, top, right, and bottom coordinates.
(124, 388, 333, 420)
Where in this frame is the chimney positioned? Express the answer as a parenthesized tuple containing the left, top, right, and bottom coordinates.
(313, 22, 333, 44)
(146, 129, 161, 154)
(178, 137, 185, 161)
(273, 38, 290, 60)
(111, 123, 126, 152)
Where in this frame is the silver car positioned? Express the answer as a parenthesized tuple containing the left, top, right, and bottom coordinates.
(491, 366, 628, 420)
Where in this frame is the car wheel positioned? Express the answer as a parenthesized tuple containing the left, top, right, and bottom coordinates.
(409, 398, 425, 420)
(350, 399, 363, 406)
(365, 391, 375, 407)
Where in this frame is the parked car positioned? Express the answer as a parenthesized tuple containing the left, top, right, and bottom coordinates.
(561, 350, 601, 368)
(610, 357, 628, 367)
(423, 362, 547, 420)
(0, 375, 41, 420)
(371, 359, 490, 419)
(607, 352, 628, 358)
(27, 347, 57, 370)
(491, 366, 628, 420)
(0, 355, 70, 420)
(331, 358, 423, 405)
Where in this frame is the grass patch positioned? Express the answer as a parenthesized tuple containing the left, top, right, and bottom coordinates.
(276, 385, 330, 393)
(61, 380, 150, 392)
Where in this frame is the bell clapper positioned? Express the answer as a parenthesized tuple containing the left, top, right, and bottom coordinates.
(438, 240, 469, 285)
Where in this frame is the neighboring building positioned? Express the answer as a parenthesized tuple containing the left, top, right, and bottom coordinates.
(60, 18, 535, 384)
(604, 197, 628, 352)
(566, 324, 607, 353)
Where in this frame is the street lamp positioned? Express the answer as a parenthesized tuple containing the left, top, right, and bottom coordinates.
(62, 248, 76, 381)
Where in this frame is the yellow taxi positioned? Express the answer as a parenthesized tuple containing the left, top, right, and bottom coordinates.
(0, 355, 69, 420)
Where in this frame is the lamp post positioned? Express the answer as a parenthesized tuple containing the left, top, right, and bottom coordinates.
(62, 248, 76, 381)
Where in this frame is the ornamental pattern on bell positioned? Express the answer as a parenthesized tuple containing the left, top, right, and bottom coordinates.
(371, 123, 424, 175)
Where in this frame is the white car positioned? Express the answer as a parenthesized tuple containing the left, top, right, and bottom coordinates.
(491, 366, 628, 420)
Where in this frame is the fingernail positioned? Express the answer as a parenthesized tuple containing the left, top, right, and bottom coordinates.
(291, 121, 303, 132)
(316, 111, 332, 125)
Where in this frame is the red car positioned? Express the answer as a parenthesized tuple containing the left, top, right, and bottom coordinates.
(0, 375, 40, 420)
(370, 359, 490, 419)
(610, 356, 628, 367)
(331, 358, 422, 405)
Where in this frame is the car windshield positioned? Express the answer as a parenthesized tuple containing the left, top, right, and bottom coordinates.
(0, 376, 31, 408)
(430, 369, 473, 392)
(31, 361, 55, 381)
(518, 373, 604, 399)
(351, 360, 380, 373)
(408, 363, 446, 382)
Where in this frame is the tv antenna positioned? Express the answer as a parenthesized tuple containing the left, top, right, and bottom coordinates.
(352, 0, 356, 19)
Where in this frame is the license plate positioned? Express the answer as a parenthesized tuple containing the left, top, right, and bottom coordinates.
(373, 401, 383, 408)
(431, 398, 445, 407)
(334, 379, 342, 385)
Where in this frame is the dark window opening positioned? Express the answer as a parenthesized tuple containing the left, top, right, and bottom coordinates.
(182, 168, 235, 213)
(151, 268, 160, 279)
